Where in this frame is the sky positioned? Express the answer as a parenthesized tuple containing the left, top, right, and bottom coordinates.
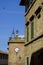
(0, 0, 25, 52)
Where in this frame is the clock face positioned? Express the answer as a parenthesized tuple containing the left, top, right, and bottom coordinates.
(15, 48, 19, 53)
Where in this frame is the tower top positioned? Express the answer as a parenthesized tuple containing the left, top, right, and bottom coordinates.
(9, 29, 15, 41)
(15, 30, 19, 38)
(8, 29, 25, 45)
(12, 29, 14, 34)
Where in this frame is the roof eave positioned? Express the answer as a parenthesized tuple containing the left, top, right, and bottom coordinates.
(20, 1, 26, 6)
(20, 0, 29, 6)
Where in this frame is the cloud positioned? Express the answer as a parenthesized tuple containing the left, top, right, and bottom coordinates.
(18, 35, 24, 38)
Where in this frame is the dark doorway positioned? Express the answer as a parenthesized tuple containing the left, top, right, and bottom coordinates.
(30, 48, 43, 65)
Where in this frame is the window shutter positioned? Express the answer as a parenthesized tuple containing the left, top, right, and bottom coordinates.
(31, 21, 34, 39)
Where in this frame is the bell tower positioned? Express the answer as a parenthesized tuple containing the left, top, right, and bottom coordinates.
(8, 30, 25, 65)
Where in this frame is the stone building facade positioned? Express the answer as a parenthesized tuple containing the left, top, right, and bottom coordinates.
(20, 0, 43, 65)
(8, 31, 25, 65)
(0, 50, 8, 65)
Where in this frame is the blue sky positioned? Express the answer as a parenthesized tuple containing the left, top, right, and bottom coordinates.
(0, 0, 25, 52)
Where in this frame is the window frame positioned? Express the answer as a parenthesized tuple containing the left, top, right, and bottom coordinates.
(26, 57, 29, 65)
